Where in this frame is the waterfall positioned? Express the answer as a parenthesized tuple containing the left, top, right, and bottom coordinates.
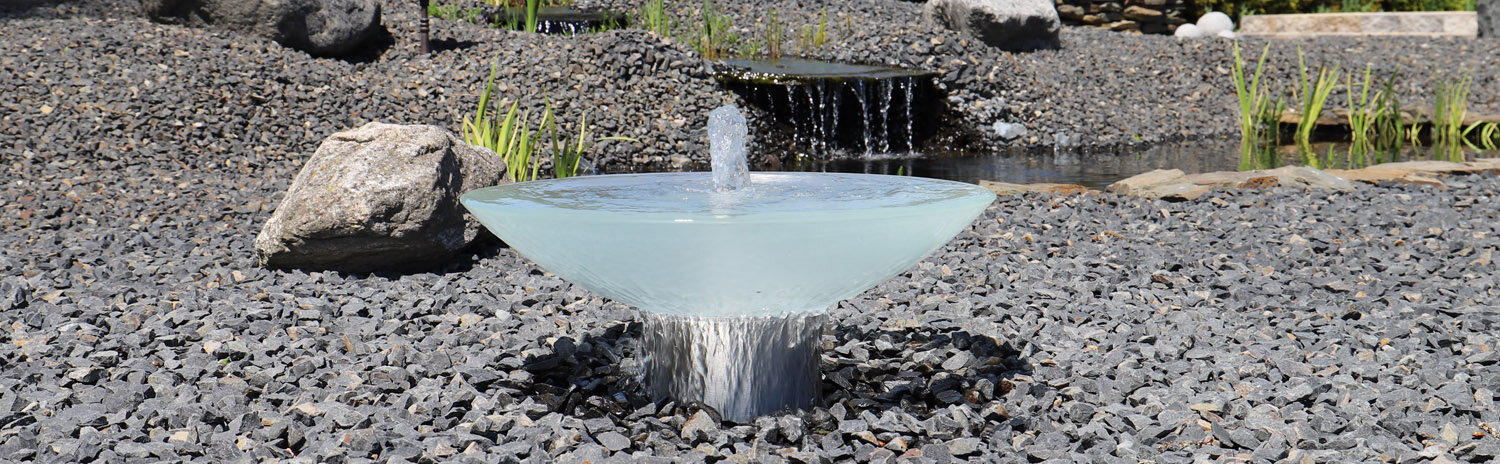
(717, 60, 937, 158)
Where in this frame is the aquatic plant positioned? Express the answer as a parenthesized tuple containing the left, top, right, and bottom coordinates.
(1432, 73, 1472, 150)
(689, 0, 738, 60)
(1372, 71, 1406, 152)
(496, 0, 544, 32)
(488, 0, 570, 7)
(1344, 66, 1378, 157)
(1292, 48, 1340, 150)
(1288, 47, 1339, 169)
(635, 0, 674, 37)
(429, 2, 486, 22)
(1475, 122, 1500, 151)
(524, 0, 541, 33)
(736, 38, 764, 60)
(764, 9, 784, 60)
(463, 61, 632, 181)
(795, 9, 830, 53)
(1231, 43, 1285, 170)
(546, 111, 637, 178)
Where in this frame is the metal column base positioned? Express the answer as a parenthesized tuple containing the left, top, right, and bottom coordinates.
(640, 311, 827, 423)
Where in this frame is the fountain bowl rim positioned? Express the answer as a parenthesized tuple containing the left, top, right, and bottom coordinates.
(460, 172, 996, 225)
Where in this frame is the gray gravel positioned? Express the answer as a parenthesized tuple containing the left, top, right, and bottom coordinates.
(4, 0, 1500, 462)
(6, 130, 1500, 461)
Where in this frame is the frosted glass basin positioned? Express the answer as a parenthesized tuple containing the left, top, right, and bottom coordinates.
(460, 172, 994, 317)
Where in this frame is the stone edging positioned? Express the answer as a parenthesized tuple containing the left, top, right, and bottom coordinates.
(1239, 12, 1479, 39)
(981, 158, 1500, 200)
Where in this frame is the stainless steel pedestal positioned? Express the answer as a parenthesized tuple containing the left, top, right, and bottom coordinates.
(639, 311, 827, 422)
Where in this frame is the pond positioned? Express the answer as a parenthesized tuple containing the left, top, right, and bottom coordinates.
(770, 139, 1498, 189)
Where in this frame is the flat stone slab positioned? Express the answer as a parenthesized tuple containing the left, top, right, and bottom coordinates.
(1277, 108, 1500, 128)
(979, 181, 1088, 196)
(1241, 12, 1478, 38)
(1326, 159, 1500, 186)
(1016, 158, 1500, 201)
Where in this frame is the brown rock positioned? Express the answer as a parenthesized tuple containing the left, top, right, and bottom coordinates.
(1123, 5, 1163, 22)
(1042, 183, 1091, 195)
(1400, 175, 1448, 187)
(1326, 168, 1408, 184)
(1108, 169, 1187, 194)
(1237, 176, 1280, 189)
(1057, 4, 1085, 20)
(1108, 169, 1212, 200)
(1472, 158, 1500, 169)
(979, 180, 1089, 196)
(1187, 171, 1254, 187)
(1331, 159, 1500, 185)
(1261, 166, 1355, 192)
(1371, 160, 1471, 173)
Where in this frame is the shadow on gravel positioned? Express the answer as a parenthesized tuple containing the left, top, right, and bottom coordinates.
(429, 38, 480, 54)
(513, 323, 653, 418)
(495, 319, 1030, 425)
(0, 0, 63, 18)
(339, 25, 396, 64)
(822, 326, 1030, 416)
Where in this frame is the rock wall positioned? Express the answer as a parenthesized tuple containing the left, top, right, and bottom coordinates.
(1054, 0, 1187, 34)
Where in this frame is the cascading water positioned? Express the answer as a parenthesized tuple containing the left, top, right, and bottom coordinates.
(487, 6, 625, 35)
(715, 59, 942, 158)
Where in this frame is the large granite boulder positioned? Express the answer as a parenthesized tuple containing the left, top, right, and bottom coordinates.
(924, 0, 1061, 51)
(1481, 0, 1496, 38)
(142, 0, 381, 57)
(256, 123, 506, 273)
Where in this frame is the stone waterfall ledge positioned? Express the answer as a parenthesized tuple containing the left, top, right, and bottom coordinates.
(1054, 0, 1189, 34)
(982, 158, 1500, 200)
(1240, 12, 1478, 38)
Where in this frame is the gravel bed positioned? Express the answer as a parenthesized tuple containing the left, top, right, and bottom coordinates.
(4, 0, 1500, 462)
(5, 141, 1500, 462)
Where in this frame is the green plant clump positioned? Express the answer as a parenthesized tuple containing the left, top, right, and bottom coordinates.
(462, 61, 634, 181)
(495, 1, 530, 31)
(1371, 71, 1406, 152)
(1291, 48, 1340, 167)
(429, 2, 486, 23)
(690, 1, 739, 60)
(764, 9, 784, 60)
(635, 0, 674, 36)
(1344, 66, 1378, 156)
(1432, 74, 1472, 151)
(794, 9, 829, 54)
(1231, 43, 1285, 170)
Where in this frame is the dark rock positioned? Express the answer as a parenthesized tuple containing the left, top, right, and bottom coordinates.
(923, 0, 1062, 51)
(141, 0, 382, 57)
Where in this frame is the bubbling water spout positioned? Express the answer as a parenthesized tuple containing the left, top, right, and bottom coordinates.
(709, 105, 750, 192)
